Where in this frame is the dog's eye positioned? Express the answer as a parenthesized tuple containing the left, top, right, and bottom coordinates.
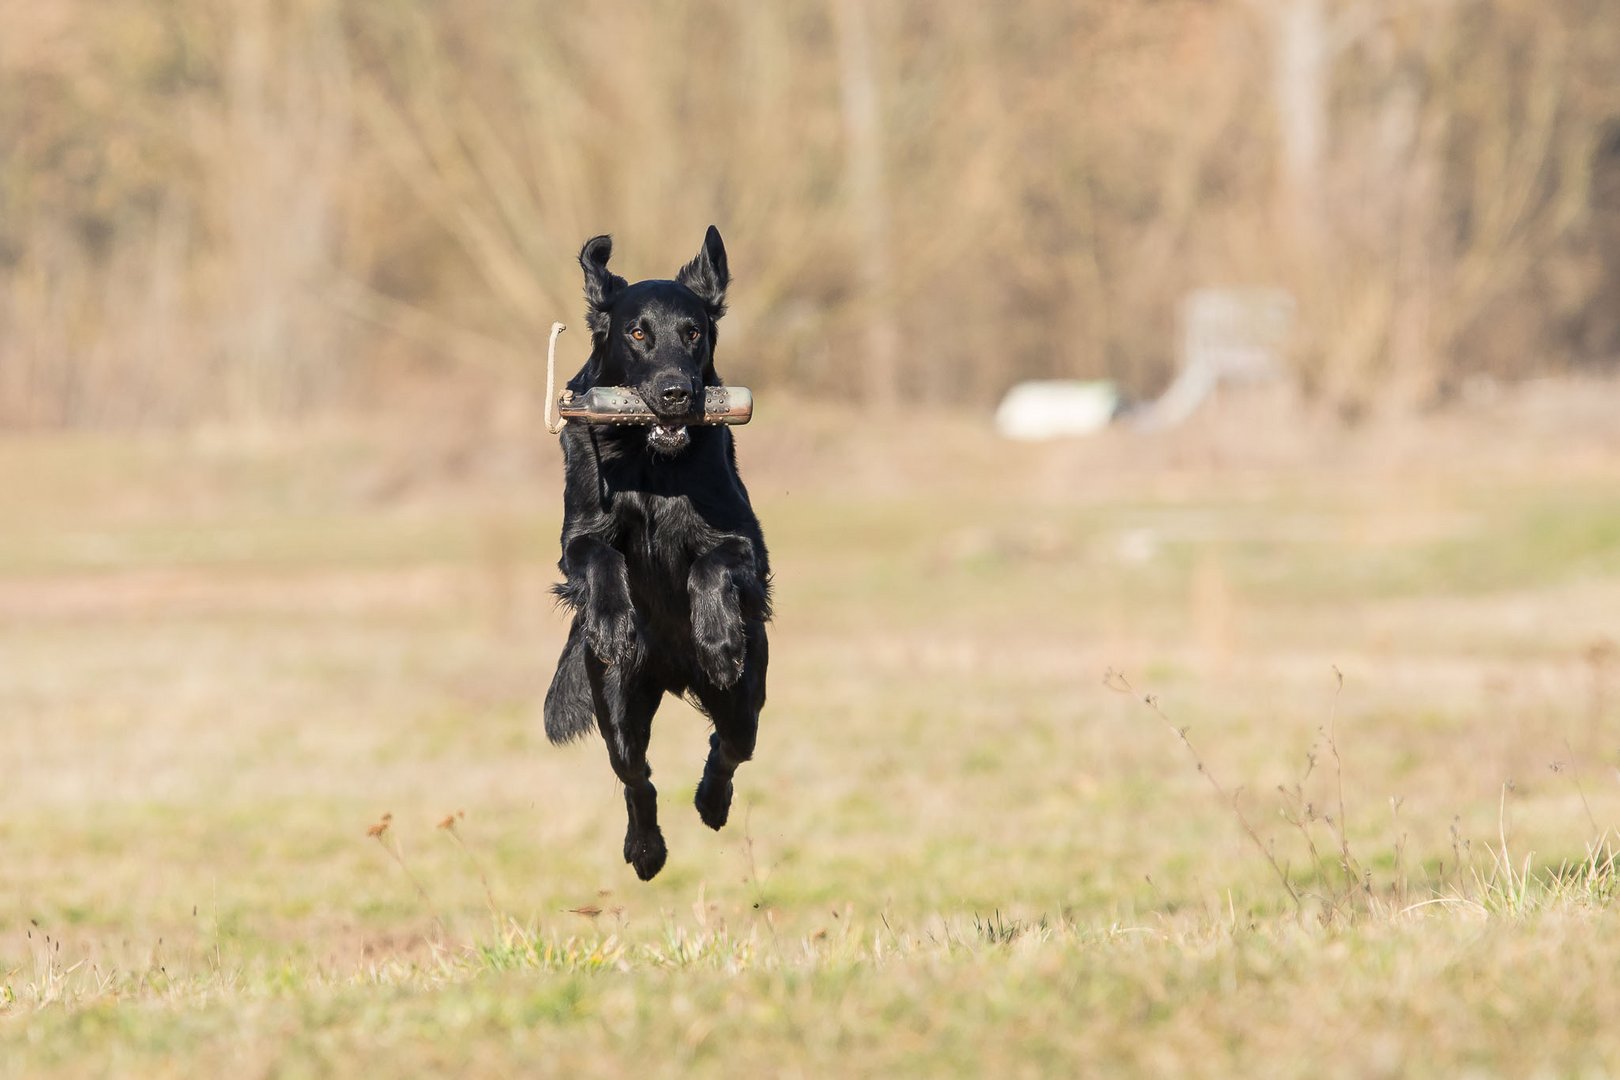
(630, 327, 646, 342)
(687, 327, 701, 343)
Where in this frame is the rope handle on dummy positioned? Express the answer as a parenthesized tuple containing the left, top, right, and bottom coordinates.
(543, 320, 754, 433)
(545, 322, 569, 434)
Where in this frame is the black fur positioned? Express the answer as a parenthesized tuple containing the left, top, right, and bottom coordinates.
(543, 226, 771, 882)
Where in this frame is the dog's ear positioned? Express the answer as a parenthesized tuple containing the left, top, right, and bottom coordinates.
(579, 234, 627, 338)
(675, 225, 730, 321)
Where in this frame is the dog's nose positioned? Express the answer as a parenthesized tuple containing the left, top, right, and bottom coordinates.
(659, 383, 693, 410)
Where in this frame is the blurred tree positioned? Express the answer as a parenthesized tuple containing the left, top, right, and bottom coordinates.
(832, 0, 899, 405)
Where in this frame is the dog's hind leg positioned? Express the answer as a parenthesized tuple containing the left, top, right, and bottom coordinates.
(691, 621, 768, 831)
(586, 654, 667, 880)
(543, 620, 598, 744)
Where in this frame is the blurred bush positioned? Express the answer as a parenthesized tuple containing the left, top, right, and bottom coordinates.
(1, 0, 1616, 426)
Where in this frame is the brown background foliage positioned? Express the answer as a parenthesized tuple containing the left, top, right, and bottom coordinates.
(2, 0, 1617, 426)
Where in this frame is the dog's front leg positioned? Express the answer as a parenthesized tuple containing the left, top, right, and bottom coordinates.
(564, 534, 638, 666)
(689, 536, 768, 830)
(689, 537, 758, 689)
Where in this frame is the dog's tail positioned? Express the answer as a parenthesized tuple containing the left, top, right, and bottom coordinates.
(544, 623, 598, 744)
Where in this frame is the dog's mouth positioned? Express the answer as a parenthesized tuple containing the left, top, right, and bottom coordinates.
(646, 422, 690, 455)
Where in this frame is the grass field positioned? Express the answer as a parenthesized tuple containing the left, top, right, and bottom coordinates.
(3, 391, 1620, 1076)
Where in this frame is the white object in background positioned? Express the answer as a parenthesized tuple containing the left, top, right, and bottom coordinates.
(994, 380, 1121, 440)
(1135, 287, 1295, 431)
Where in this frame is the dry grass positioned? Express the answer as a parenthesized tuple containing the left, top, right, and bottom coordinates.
(3, 391, 1620, 1075)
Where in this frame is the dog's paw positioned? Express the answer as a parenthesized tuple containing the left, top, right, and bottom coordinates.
(694, 775, 733, 831)
(695, 622, 746, 689)
(585, 602, 638, 667)
(624, 826, 668, 881)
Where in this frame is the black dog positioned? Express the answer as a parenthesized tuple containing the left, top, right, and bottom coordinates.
(543, 226, 771, 881)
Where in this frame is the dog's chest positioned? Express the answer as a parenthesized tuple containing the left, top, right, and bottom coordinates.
(611, 491, 717, 575)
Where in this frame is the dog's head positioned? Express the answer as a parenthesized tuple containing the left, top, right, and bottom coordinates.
(577, 226, 730, 457)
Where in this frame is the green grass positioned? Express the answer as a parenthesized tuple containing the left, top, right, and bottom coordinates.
(2, 417, 1620, 1075)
